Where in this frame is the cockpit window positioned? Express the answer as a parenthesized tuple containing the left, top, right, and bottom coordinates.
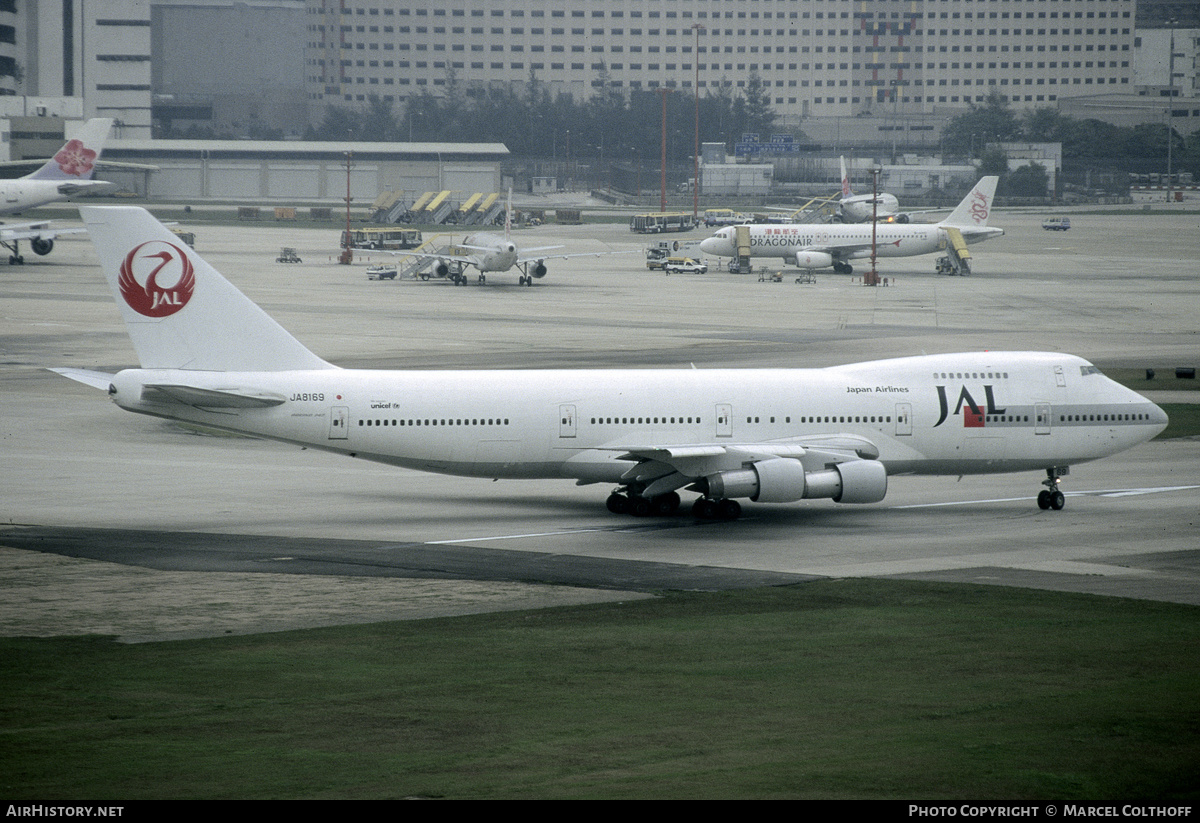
(1080, 365, 1100, 377)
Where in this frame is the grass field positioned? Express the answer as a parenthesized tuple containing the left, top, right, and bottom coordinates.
(2, 580, 1197, 800)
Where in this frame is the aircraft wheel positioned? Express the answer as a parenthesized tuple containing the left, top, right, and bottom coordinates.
(717, 499, 742, 521)
(606, 493, 630, 515)
(653, 492, 681, 516)
(1037, 490, 1052, 510)
(1049, 490, 1065, 511)
(629, 496, 653, 517)
(692, 498, 718, 519)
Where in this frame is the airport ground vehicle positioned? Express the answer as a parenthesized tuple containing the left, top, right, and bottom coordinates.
(342, 227, 423, 250)
(630, 213, 696, 234)
(1042, 217, 1071, 231)
(663, 257, 708, 274)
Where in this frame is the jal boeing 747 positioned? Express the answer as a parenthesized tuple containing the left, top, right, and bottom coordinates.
(53, 206, 1166, 520)
(0, 118, 113, 264)
(700, 176, 1003, 275)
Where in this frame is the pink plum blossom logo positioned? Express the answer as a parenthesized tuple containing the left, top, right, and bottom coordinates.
(54, 139, 97, 178)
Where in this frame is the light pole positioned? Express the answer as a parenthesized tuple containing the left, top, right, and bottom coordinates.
(659, 88, 670, 212)
(692, 23, 705, 220)
(1167, 19, 1177, 204)
(340, 151, 353, 265)
(865, 166, 880, 287)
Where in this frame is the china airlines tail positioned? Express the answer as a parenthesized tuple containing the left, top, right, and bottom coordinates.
(840, 156, 852, 199)
(940, 176, 999, 229)
(78, 206, 334, 372)
(26, 119, 113, 183)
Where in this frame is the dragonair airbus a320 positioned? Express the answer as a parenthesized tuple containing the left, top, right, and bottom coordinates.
(53, 206, 1166, 520)
(700, 176, 1004, 275)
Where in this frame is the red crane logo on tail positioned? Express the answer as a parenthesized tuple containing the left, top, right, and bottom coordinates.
(118, 241, 195, 317)
(53, 139, 98, 178)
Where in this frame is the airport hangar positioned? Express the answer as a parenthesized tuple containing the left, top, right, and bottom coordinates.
(98, 138, 509, 203)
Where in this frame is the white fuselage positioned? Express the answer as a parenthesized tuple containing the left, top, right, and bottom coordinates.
(106, 352, 1167, 488)
(0, 180, 110, 214)
(456, 232, 519, 273)
(698, 222, 1002, 265)
(840, 192, 901, 223)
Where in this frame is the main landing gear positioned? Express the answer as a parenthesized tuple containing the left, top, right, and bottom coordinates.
(1037, 467, 1069, 511)
(605, 490, 743, 521)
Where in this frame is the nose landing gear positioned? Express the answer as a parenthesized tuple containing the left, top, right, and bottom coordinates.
(1037, 467, 1069, 510)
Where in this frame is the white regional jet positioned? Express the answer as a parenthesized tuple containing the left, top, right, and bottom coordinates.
(700, 176, 1004, 275)
(389, 196, 628, 286)
(53, 206, 1166, 520)
(0, 118, 114, 264)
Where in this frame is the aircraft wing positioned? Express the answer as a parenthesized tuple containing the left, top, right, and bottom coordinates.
(516, 249, 636, 264)
(382, 248, 479, 265)
(0, 221, 88, 241)
(599, 435, 880, 498)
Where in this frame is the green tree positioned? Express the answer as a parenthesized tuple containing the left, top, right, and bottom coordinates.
(941, 91, 1022, 156)
(978, 147, 1010, 180)
(1005, 162, 1049, 197)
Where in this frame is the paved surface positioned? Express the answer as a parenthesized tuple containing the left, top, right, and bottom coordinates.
(2, 205, 1198, 640)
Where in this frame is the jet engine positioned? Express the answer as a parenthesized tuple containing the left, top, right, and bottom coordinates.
(784, 249, 833, 270)
(31, 237, 54, 256)
(435, 260, 450, 278)
(530, 260, 547, 278)
(702, 458, 887, 504)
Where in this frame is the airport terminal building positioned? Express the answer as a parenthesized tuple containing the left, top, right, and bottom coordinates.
(305, 0, 1141, 124)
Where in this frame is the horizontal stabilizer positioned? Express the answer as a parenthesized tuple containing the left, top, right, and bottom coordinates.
(142, 384, 286, 409)
(49, 367, 115, 390)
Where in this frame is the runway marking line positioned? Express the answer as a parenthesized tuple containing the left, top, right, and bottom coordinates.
(893, 485, 1199, 509)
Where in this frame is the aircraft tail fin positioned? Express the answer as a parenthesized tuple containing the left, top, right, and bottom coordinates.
(79, 206, 335, 372)
(940, 176, 999, 228)
(840, 156, 851, 198)
(26, 119, 113, 182)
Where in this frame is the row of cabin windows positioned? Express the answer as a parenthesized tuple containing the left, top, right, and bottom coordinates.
(588, 415, 896, 425)
(1060, 413, 1152, 422)
(591, 416, 700, 425)
(360, 418, 509, 427)
(935, 372, 1009, 380)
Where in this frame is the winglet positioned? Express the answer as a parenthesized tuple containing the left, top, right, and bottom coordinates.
(940, 176, 999, 228)
(27, 119, 113, 182)
(79, 205, 335, 372)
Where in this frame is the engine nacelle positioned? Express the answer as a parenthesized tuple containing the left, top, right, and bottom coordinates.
(530, 260, 547, 279)
(784, 249, 834, 270)
(435, 261, 450, 278)
(703, 458, 887, 505)
(31, 237, 54, 256)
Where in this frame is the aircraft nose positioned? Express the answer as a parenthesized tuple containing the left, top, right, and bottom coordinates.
(699, 236, 722, 255)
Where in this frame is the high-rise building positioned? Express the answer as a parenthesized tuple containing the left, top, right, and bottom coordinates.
(304, 0, 1139, 126)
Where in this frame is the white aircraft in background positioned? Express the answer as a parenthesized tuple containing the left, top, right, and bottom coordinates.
(52, 205, 1166, 521)
(700, 176, 1003, 275)
(0, 118, 114, 264)
(836, 155, 904, 223)
(388, 194, 630, 286)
